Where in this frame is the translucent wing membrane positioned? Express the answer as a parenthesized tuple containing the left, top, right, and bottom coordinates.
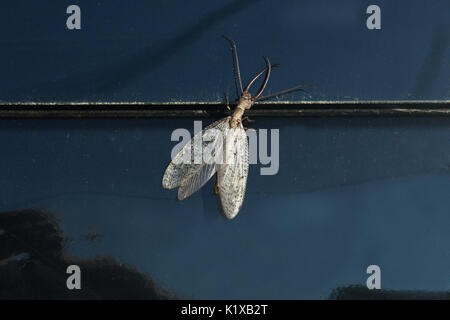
(177, 125, 228, 200)
(162, 117, 231, 199)
(177, 161, 218, 200)
(218, 127, 249, 219)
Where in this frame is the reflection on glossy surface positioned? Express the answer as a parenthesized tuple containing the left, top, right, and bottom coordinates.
(0, 209, 174, 299)
(0, 118, 449, 299)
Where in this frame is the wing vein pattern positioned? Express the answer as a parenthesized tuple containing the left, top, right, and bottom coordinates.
(218, 127, 249, 219)
(162, 117, 231, 200)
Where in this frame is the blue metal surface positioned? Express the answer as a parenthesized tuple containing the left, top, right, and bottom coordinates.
(0, 118, 449, 298)
(0, 0, 449, 299)
(0, 0, 449, 101)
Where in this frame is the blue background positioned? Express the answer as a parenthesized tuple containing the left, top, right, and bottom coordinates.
(1, 117, 449, 298)
(0, 0, 449, 299)
(0, 0, 449, 101)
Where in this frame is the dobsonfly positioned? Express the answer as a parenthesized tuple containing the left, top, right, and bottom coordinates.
(162, 35, 307, 219)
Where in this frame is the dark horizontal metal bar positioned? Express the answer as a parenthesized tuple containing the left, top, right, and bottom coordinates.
(0, 101, 449, 118)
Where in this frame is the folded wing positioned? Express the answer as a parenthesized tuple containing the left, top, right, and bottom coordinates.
(218, 126, 249, 219)
(162, 117, 231, 200)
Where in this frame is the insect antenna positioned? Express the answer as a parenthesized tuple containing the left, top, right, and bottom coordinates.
(243, 56, 272, 94)
(252, 56, 272, 100)
(255, 84, 315, 101)
(223, 35, 243, 97)
(246, 63, 280, 90)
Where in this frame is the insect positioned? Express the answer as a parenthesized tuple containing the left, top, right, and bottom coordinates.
(162, 35, 306, 219)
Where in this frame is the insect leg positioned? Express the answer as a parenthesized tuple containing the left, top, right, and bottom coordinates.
(224, 92, 231, 111)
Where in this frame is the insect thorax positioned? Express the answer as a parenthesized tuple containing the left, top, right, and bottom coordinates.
(231, 93, 253, 127)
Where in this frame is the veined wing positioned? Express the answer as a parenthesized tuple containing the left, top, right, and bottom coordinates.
(218, 126, 249, 219)
(162, 117, 231, 199)
(177, 120, 228, 200)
